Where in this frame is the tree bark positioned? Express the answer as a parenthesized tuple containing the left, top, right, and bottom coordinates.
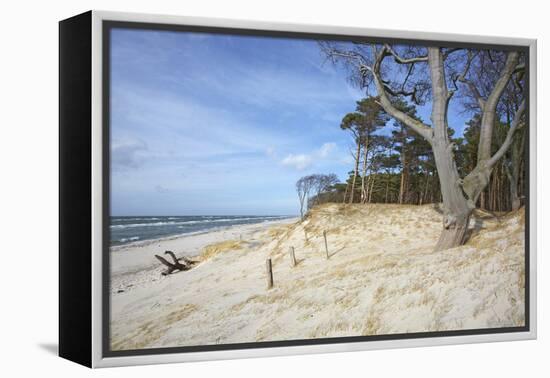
(364, 175, 370, 203)
(398, 124, 408, 204)
(368, 174, 376, 203)
(509, 172, 521, 211)
(342, 181, 349, 204)
(420, 170, 430, 205)
(506, 125, 525, 211)
(431, 136, 472, 251)
(360, 136, 370, 203)
(428, 47, 473, 251)
(349, 142, 361, 204)
(299, 198, 305, 220)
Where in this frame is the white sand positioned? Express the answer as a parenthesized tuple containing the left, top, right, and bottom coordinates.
(110, 204, 525, 351)
(110, 218, 297, 294)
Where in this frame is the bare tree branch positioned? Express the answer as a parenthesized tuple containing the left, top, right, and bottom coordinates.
(477, 51, 520, 162)
(381, 82, 420, 104)
(488, 99, 526, 167)
(456, 51, 486, 109)
(383, 44, 429, 64)
(485, 52, 520, 110)
(372, 46, 434, 141)
(513, 63, 526, 73)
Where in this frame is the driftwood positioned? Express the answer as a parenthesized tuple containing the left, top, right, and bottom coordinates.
(155, 250, 198, 276)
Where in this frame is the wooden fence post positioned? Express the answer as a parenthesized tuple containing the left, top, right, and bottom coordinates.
(289, 247, 296, 268)
(323, 230, 329, 259)
(266, 258, 273, 289)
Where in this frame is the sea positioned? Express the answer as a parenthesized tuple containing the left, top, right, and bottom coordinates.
(110, 215, 292, 246)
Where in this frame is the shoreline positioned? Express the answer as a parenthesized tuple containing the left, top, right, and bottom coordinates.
(110, 216, 297, 251)
(110, 217, 299, 291)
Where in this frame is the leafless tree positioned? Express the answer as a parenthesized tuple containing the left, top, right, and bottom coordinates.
(296, 175, 315, 220)
(458, 50, 526, 211)
(320, 42, 526, 250)
(340, 113, 365, 204)
(314, 173, 338, 204)
(297, 174, 339, 218)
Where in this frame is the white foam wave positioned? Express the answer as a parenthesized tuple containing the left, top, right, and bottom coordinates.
(118, 236, 140, 242)
(110, 216, 287, 229)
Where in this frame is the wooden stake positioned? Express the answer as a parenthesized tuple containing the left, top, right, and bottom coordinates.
(323, 230, 329, 259)
(266, 258, 273, 289)
(289, 247, 296, 268)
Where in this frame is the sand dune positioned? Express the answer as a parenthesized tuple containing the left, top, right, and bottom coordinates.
(110, 203, 525, 351)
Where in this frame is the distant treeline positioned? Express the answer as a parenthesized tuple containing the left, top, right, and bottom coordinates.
(297, 96, 526, 215)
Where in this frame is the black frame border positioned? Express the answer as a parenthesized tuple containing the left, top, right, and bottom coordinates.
(101, 19, 530, 359)
(59, 11, 93, 367)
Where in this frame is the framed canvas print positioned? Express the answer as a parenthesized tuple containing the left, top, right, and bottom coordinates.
(59, 10, 537, 368)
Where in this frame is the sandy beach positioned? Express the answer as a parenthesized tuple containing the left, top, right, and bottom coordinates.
(109, 203, 525, 351)
(110, 218, 298, 294)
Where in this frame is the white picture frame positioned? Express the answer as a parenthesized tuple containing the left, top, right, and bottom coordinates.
(59, 10, 537, 368)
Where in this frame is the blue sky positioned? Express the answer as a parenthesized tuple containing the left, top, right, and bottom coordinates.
(110, 28, 469, 216)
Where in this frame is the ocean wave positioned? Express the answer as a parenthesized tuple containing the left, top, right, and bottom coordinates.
(118, 236, 140, 242)
(111, 217, 161, 222)
(111, 221, 189, 229)
(110, 216, 287, 229)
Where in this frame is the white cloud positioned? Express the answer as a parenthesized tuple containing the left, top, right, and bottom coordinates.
(111, 138, 148, 170)
(318, 142, 336, 158)
(281, 154, 313, 170)
(111, 84, 290, 162)
(280, 142, 337, 171)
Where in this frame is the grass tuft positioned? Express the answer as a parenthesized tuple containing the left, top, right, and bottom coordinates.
(201, 240, 244, 260)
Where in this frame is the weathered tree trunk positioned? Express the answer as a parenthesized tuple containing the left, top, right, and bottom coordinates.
(461, 52, 521, 208)
(349, 142, 361, 204)
(360, 137, 370, 203)
(364, 175, 370, 203)
(368, 174, 376, 203)
(398, 124, 408, 204)
(480, 191, 486, 210)
(431, 138, 472, 251)
(506, 123, 525, 211)
(342, 181, 349, 204)
(510, 176, 521, 211)
(428, 48, 473, 251)
(419, 170, 430, 205)
(506, 158, 522, 211)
